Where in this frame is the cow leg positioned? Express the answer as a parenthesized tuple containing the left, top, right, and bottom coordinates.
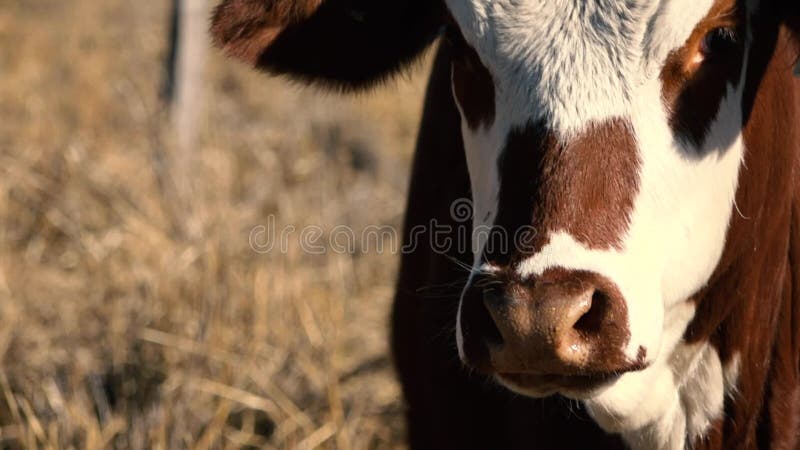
(391, 45, 627, 450)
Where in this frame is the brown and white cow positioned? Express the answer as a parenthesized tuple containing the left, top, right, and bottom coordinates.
(211, 1, 800, 448)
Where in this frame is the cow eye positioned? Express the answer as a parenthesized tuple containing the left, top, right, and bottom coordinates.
(699, 27, 738, 59)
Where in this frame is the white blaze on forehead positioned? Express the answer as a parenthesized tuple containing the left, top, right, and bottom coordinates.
(444, 0, 715, 135)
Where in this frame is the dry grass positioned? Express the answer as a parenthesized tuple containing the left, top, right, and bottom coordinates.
(0, 1, 432, 448)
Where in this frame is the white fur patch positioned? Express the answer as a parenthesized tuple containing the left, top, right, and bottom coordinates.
(444, 0, 714, 135)
(446, 0, 651, 134)
(591, 345, 739, 450)
(592, 343, 726, 450)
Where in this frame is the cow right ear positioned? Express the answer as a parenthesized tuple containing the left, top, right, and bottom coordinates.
(211, 0, 446, 90)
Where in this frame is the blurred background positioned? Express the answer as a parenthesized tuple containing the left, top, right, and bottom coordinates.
(0, 0, 433, 448)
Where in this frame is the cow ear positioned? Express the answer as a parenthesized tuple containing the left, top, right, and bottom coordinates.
(211, 0, 445, 90)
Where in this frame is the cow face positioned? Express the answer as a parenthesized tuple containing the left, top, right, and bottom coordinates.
(449, 0, 755, 420)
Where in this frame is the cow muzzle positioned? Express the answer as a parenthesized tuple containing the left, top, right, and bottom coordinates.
(458, 268, 647, 397)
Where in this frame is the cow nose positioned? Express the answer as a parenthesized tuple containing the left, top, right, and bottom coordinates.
(485, 284, 600, 368)
(473, 270, 631, 375)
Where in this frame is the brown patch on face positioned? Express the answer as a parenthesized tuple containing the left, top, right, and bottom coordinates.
(447, 24, 496, 130)
(211, 0, 323, 64)
(485, 119, 639, 266)
(660, 0, 745, 148)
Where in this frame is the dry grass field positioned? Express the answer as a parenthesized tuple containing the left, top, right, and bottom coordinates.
(0, 1, 434, 448)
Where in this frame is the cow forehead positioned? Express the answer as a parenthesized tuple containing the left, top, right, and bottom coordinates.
(444, 0, 718, 133)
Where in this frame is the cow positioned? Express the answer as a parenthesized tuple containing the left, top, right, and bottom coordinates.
(210, 1, 800, 449)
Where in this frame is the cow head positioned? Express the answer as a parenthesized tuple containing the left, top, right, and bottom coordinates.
(212, 0, 799, 438)
(453, 0, 752, 387)
(445, 1, 798, 435)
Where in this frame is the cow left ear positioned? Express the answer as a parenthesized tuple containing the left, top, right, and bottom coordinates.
(211, 0, 445, 90)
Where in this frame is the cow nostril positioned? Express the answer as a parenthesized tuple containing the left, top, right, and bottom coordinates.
(573, 289, 609, 336)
